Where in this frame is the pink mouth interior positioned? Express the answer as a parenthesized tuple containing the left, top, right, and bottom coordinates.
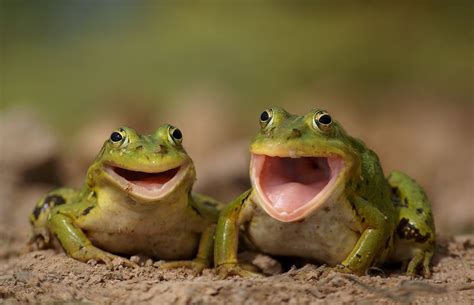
(113, 166, 180, 190)
(254, 155, 343, 215)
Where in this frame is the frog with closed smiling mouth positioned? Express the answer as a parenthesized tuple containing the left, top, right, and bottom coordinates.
(215, 107, 435, 277)
(30, 124, 221, 272)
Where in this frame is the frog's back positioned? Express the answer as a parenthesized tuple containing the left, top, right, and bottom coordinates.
(387, 171, 436, 276)
(29, 187, 79, 246)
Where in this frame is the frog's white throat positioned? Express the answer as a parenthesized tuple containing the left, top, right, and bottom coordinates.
(103, 163, 190, 201)
(251, 154, 345, 222)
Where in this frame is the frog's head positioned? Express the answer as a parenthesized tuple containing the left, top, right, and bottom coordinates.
(87, 125, 195, 204)
(250, 107, 359, 222)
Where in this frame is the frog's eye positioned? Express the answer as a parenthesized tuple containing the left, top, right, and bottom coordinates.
(313, 111, 333, 132)
(109, 128, 128, 147)
(168, 126, 183, 145)
(110, 132, 122, 142)
(259, 108, 273, 129)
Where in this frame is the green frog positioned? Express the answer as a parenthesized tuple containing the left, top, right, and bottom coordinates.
(215, 107, 435, 277)
(30, 125, 221, 272)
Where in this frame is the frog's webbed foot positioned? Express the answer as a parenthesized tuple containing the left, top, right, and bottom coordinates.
(216, 263, 264, 279)
(405, 250, 434, 278)
(71, 245, 139, 268)
(159, 259, 209, 275)
(330, 263, 359, 275)
(28, 227, 52, 250)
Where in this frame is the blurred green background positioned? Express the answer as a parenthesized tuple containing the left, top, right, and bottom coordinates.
(0, 1, 473, 234)
(2, 1, 472, 128)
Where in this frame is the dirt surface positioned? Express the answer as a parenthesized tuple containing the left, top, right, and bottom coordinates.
(0, 229, 473, 304)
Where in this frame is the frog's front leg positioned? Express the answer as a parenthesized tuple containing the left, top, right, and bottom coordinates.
(342, 196, 394, 275)
(47, 209, 138, 268)
(159, 224, 215, 274)
(214, 190, 262, 278)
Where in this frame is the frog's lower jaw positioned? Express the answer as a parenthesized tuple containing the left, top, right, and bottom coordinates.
(250, 154, 345, 222)
(102, 162, 191, 201)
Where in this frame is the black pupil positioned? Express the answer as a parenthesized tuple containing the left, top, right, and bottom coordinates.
(110, 132, 123, 142)
(319, 114, 332, 125)
(260, 111, 270, 122)
(172, 129, 182, 140)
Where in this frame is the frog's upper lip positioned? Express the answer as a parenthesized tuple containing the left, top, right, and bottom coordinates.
(251, 153, 346, 222)
(103, 162, 189, 201)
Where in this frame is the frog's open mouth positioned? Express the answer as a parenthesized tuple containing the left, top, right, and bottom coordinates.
(251, 154, 345, 222)
(103, 163, 188, 200)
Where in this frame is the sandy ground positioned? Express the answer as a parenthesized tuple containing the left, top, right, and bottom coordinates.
(0, 229, 473, 304)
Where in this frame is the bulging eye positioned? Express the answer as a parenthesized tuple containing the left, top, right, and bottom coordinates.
(110, 132, 122, 142)
(259, 108, 273, 129)
(110, 128, 127, 146)
(168, 126, 183, 145)
(313, 111, 333, 132)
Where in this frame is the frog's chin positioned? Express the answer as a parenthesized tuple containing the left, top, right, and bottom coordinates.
(103, 162, 190, 202)
(251, 154, 346, 222)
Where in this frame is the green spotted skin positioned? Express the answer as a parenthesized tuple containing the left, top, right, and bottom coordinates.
(29, 125, 222, 271)
(214, 107, 436, 278)
(388, 171, 436, 276)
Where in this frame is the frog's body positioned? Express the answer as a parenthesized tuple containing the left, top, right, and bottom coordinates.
(30, 125, 221, 270)
(240, 191, 361, 265)
(215, 107, 435, 277)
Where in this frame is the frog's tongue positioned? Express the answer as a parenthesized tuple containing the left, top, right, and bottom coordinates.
(251, 154, 344, 222)
(113, 166, 180, 190)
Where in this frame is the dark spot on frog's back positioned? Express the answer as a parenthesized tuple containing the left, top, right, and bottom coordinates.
(396, 218, 431, 243)
(33, 194, 66, 220)
(32, 205, 43, 220)
(44, 195, 66, 206)
(82, 206, 94, 216)
(390, 187, 404, 207)
(416, 208, 423, 215)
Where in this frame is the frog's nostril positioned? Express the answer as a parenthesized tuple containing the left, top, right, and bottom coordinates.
(135, 145, 144, 150)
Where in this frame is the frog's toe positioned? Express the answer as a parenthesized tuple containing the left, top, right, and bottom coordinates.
(216, 263, 264, 279)
(71, 246, 138, 268)
(406, 250, 433, 278)
(338, 263, 365, 276)
(99, 253, 138, 269)
(159, 259, 208, 275)
(117, 257, 140, 268)
(422, 252, 434, 278)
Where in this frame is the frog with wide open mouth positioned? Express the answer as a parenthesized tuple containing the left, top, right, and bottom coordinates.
(215, 107, 435, 278)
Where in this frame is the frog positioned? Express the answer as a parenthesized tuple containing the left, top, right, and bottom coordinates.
(214, 107, 436, 278)
(30, 124, 222, 272)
